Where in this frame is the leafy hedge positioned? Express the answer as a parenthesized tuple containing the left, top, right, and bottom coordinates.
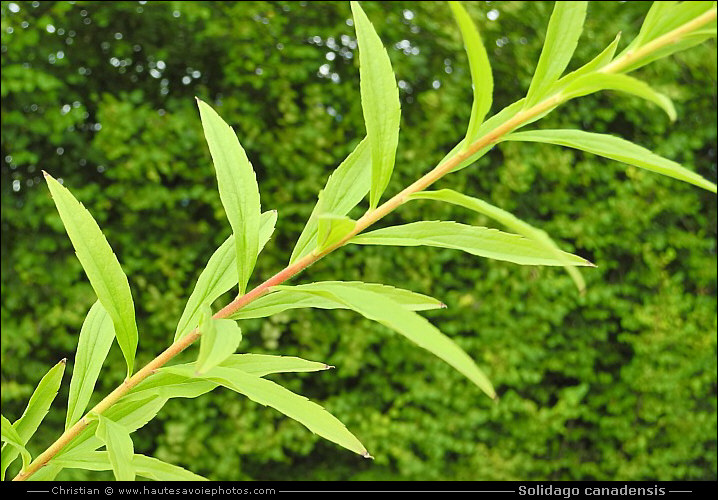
(1, 1, 715, 480)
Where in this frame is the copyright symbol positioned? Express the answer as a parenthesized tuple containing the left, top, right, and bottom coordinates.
(105, 487, 113, 495)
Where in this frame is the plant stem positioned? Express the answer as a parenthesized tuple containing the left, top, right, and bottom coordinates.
(12, 96, 550, 482)
(13, 9, 717, 480)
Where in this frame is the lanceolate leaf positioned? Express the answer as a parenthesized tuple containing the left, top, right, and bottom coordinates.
(449, 1, 493, 143)
(13, 359, 66, 441)
(66, 301, 116, 430)
(124, 353, 331, 403)
(626, 1, 678, 51)
(29, 464, 62, 481)
(351, 221, 595, 267)
(165, 364, 371, 458)
(620, 26, 717, 74)
(0, 359, 66, 477)
(161, 354, 333, 380)
(44, 173, 138, 377)
(125, 353, 331, 404)
(133, 455, 208, 481)
(316, 214, 357, 252)
(229, 281, 444, 320)
(221, 354, 332, 377)
(503, 129, 718, 193)
(558, 32, 622, 87)
(55, 395, 167, 463)
(258, 210, 278, 252)
(104, 396, 167, 435)
(174, 210, 277, 342)
(53, 451, 208, 481)
(409, 189, 587, 293)
(351, 1, 401, 209)
(95, 415, 135, 481)
(53, 451, 112, 472)
(561, 72, 676, 121)
(229, 292, 343, 320)
(525, 1, 588, 107)
(123, 372, 217, 402)
(1, 415, 31, 476)
(290, 138, 371, 264)
(276, 282, 495, 398)
(197, 98, 262, 295)
(196, 308, 242, 375)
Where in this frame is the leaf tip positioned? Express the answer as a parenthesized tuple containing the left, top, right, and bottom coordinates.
(362, 451, 374, 460)
(60, 358, 67, 365)
(439, 302, 448, 309)
(323, 364, 335, 370)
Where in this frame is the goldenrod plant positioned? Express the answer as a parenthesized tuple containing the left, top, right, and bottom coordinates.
(2, 1, 716, 481)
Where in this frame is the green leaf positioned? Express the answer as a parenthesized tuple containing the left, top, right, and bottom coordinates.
(631, 1, 679, 47)
(258, 210, 278, 252)
(44, 173, 138, 377)
(229, 291, 343, 320)
(229, 281, 444, 320)
(13, 359, 66, 440)
(561, 72, 676, 121)
(351, 221, 595, 267)
(57, 395, 166, 460)
(53, 451, 113, 471)
(174, 210, 277, 341)
(316, 214, 357, 252)
(1, 415, 31, 476)
(558, 32, 622, 87)
(525, 1, 588, 107)
(133, 454, 208, 481)
(197, 98, 262, 295)
(105, 396, 168, 436)
(196, 308, 242, 375)
(96, 415, 135, 481)
(449, 1, 493, 143)
(503, 129, 717, 193)
(53, 451, 207, 481)
(622, 28, 716, 73)
(30, 464, 63, 481)
(165, 364, 371, 457)
(274, 282, 495, 398)
(220, 354, 332, 376)
(291, 138, 371, 264)
(0, 359, 66, 477)
(66, 301, 115, 430)
(351, 1, 401, 209)
(409, 189, 588, 293)
(123, 372, 218, 402)
(126, 353, 331, 402)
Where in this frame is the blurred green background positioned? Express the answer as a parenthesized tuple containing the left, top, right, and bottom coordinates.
(1, 0, 716, 481)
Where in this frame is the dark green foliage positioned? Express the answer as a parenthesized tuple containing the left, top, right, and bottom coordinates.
(1, 1, 715, 480)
